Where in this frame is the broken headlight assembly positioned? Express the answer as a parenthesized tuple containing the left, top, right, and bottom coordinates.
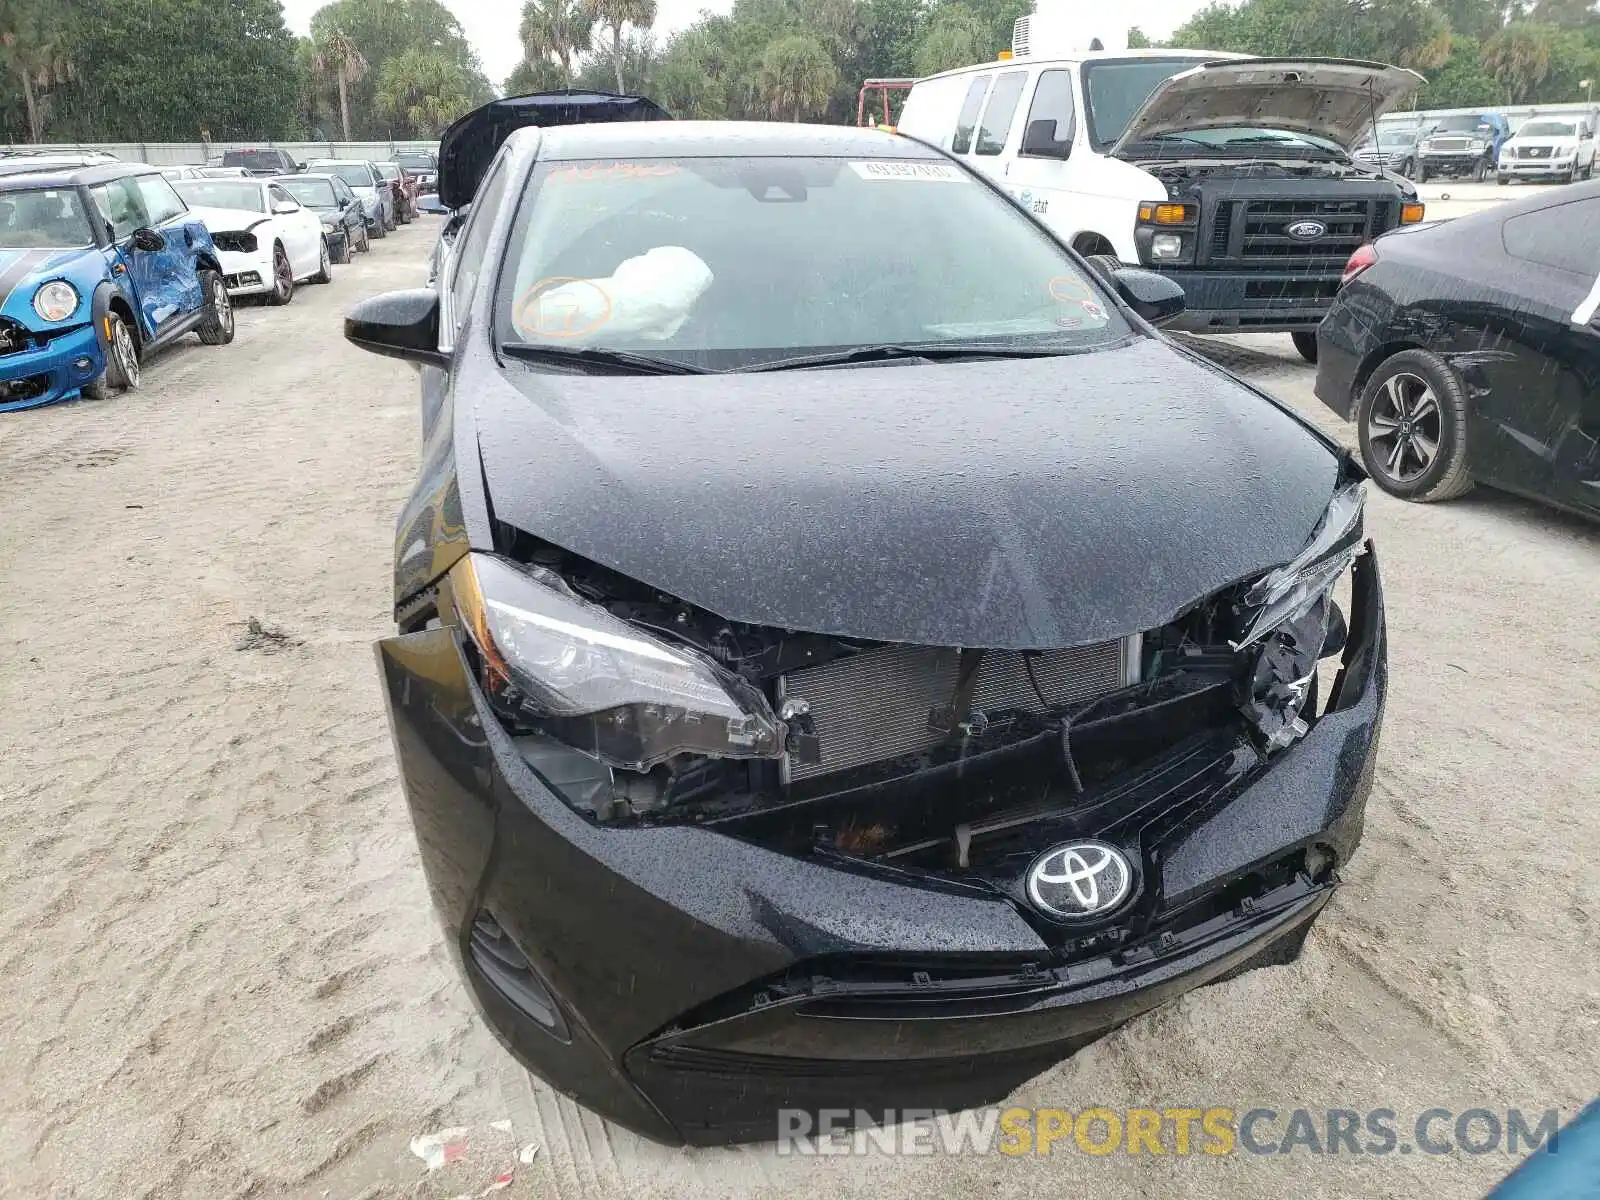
(447, 552, 785, 773)
(1231, 482, 1365, 751)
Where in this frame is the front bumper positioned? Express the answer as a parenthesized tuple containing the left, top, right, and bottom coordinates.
(216, 246, 274, 296)
(1420, 151, 1488, 175)
(1154, 266, 1345, 334)
(377, 554, 1387, 1145)
(1498, 158, 1575, 179)
(0, 322, 104, 413)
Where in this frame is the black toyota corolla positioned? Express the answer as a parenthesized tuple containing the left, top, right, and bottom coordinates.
(346, 121, 1386, 1146)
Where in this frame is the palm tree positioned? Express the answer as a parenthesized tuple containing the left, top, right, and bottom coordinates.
(583, 0, 657, 93)
(1481, 25, 1556, 103)
(377, 50, 474, 137)
(313, 29, 368, 142)
(0, 0, 72, 143)
(521, 0, 594, 86)
(756, 34, 838, 122)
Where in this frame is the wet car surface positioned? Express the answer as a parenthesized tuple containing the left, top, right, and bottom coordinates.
(348, 121, 1387, 1144)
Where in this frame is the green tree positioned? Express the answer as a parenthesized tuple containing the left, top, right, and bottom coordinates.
(504, 56, 569, 95)
(0, 0, 72, 142)
(1417, 35, 1502, 104)
(1481, 21, 1557, 98)
(1127, 26, 1152, 48)
(313, 28, 368, 141)
(520, 0, 594, 86)
(913, 4, 990, 75)
(584, 0, 658, 92)
(1172, 0, 1450, 70)
(1431, 0, 1509, 41)
(376, 48, 474, 136)
(756, 32, 839, 119)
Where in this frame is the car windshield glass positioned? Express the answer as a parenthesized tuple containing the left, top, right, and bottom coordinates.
(0, 187, 95, 248)
(320, 164, 373, 188)
(1147, 126, 1344, 152)
(497, 155, 1129, 371)
(375, 164, 399, 179)
(1081, 58, 1211, 149)
(172, 180, 264, 212)
(1372, 128, 1417, 146)
(1432, 116, 1487, 133)
(224, 150, 283, 170)
(1519, 121, 1575, 137)
(396, 153, 435, 169)
(281, 178, 337, 206)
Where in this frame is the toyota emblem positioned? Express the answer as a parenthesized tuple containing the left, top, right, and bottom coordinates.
(1286, 219, 1328, 240)
(1025, 841, 1133, 920)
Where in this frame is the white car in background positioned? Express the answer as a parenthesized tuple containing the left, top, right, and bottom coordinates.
(172, 177, 330, 304)
(1497, 116, 1597, 184)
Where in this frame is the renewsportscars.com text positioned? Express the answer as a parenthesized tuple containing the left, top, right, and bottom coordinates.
(776, 1106, 1564, 1158)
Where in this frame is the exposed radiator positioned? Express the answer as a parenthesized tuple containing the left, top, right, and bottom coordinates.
(779, 640, 1133, 782)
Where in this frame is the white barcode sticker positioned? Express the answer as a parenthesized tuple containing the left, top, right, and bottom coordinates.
(849, 160, 968, 182)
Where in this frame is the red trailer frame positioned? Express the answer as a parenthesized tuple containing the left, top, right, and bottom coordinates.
(857, 78, 916, 128)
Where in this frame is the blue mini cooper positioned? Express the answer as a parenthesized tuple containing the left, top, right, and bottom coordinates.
(0, 162, 235, 412)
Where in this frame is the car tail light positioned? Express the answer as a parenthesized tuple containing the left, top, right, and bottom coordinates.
(1341, 243, 1378, 287)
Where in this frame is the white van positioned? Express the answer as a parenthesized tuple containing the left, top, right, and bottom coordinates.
(896, 12, 1425, 360)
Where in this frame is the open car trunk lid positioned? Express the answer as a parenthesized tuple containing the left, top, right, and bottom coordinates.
(437, 89, 672, 209)
(1110, 58, 1424, 156)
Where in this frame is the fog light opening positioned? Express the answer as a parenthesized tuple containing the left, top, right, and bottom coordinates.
(469, 910, 572, 1042)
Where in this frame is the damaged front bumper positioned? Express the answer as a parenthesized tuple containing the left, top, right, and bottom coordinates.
(376, 547, 1387, 1145)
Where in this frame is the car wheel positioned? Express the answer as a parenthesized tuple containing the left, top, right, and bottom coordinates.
(1568, 161, 1579, 184)
(1401, 158, 1414, 179)
(1291, 331, 1319, 364)
(311, 239, 333, 284)
(1471, 159, 1487, 183)
(371, 218, 387, 240)
(384, 207, 397, 232)
(1415, 163, 1428, 183)
(268, 242, 294, 305)
(197, 269, 235, 345)
(331, 234, 351, 266)
(1081, 253, 1123, 284)
(1357, 349, 1473, 503)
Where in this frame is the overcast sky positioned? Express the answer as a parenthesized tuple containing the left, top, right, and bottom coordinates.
(280, 0, 1217, 91)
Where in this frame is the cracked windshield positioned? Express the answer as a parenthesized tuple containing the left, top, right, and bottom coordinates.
(1, 0, 1596, 1198)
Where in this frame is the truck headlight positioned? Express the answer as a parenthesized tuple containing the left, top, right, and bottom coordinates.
(32, 280, 79, 322)
(448, 552, 785, 772)
(1150, 233, 1184, 260)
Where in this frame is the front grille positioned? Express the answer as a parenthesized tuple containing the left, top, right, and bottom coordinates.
(1522, 146, 1552, 159)
(1209, 202, 1233, 257)
(1431, 137, 1470, 151)
(1244, 278, 1339, 301)
(0, 317, 30, 356)
(1237, 198, 1371, 262)
(0, 373, 49, 403)
(780, 641, 1129, 781)
(212, 231, 258, 254)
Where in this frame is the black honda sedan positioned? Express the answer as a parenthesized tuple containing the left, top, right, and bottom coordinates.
(1316, 181, 1600, 518)
(346, 122, 1387, 1146)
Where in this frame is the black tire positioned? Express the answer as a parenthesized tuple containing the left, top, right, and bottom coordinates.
(1291, 331, 1319, 364)
(355, 223, 371, 253)
(1356, 349, 1473, 503)
(383, 206, 397, 232)
(370, 218, 387, 240)
(197, 269, 235, 345)
(1568, 161, 1579, 184)
(267, 242, 294, 306)
(310, 239, 332, 284)
(1585, 160, 1595, 181)
(331, 234, 351, 266)
(1497, 173, 1509, 186)
(1082, 252, 1123, 284)
(1415, 163, 1429, 184)
(1472, 158, 1487, 183)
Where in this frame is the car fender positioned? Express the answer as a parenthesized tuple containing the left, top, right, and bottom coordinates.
(89, 279, 140, 349)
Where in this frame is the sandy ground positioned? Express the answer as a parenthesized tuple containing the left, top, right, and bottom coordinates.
(1, 210, 1597, 1200)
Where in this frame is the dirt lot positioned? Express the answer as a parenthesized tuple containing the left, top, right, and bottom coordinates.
(1, 218, 1596, 1200)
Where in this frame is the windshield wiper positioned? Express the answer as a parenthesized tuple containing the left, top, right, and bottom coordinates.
(500, 342, 710, 375)
(739, 343, 1090, 373)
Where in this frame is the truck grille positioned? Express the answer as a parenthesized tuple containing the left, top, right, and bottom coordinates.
(780, 641, 1130, 782)
(1238, 199, 1371, 261)
(1520, 146, 1552, 159)
(1431, 137, 1471, 151)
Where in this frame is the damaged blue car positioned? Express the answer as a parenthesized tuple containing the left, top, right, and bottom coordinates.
(0, 163, 234, 413)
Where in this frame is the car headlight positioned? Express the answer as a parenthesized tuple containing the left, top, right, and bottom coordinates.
(1150, 233, 1185, 260)
(1234, 482, 1364, 651)
(32, 280, 79, 322)
(449, 552, 785, 772)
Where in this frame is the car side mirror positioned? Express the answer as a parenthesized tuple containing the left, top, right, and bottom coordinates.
(1020, 118, 1071, 159)
(416, 193, 448, 215)
(131, 226, 166, 252)
(346, 289, 448, 368)
(1109, 267, 1186, 327)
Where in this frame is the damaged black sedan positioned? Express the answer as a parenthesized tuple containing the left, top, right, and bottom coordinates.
(347, 121, 1386, 1146)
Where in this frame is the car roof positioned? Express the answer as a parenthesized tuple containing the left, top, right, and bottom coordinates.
(0, 162, 163, 190)
(530, 120, 946, 161)
(917, 47, 1253, 84)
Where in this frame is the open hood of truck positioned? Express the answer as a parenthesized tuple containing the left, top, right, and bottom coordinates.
(437, 89, 672, 209)
(1111, 58, 1425, 155)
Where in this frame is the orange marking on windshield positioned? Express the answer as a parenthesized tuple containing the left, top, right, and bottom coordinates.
(514, 277, 614, 339)
(545, 162, 683, 184)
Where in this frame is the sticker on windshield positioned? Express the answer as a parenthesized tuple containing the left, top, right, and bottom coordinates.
(849, 161, 968, 182)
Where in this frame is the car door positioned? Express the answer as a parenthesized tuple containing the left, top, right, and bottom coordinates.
(332, 178, 362, 237)
(268, 183, 320, 274)
(134, 173, 207, 315)
(1471, 196, 1600, 512)
(90, 176, 184, 339)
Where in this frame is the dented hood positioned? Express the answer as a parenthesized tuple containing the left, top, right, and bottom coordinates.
(1111, 58, 1425, 154)
(473, 340, 1340, 649)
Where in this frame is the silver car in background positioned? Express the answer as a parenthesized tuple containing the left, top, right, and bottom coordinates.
(305, 159, 395, 238)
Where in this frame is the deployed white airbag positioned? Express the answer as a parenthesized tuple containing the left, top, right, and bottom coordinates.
(519, 246, 713, 342)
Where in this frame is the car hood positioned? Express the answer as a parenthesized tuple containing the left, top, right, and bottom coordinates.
(185, 205, 272, 235)
(473, 339, 1341, 648)
(437, 89, 671, 209)
(1111, 58, 1424, 154)
(1507, 136, 1577, 149)
(0, 246, 105, 322)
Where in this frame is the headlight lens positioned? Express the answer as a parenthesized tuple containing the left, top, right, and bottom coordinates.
(1150, 233, 1184, 260)
(32, 280, 79, 322)
(1233, 482, 1365, 651)
(449, 553, 784, 771)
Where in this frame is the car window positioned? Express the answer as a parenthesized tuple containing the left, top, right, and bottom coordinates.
(951, 76, 991, 155)
(1502, 197, 1600, 275)
(1020, 69, 1075, 157)
(448, 159, 512, 337)
(497, 154, 1129, 370)
(975, 71, 1027, 156)
(0, 186, 97, 248)
(172, 180, 266, 213)
(334, 179, 355, 202)
(91, 176, 151, 240)
(282, 178, 337, 206)
(136, 174, 188, 225)
(268, 184, 298, 211)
